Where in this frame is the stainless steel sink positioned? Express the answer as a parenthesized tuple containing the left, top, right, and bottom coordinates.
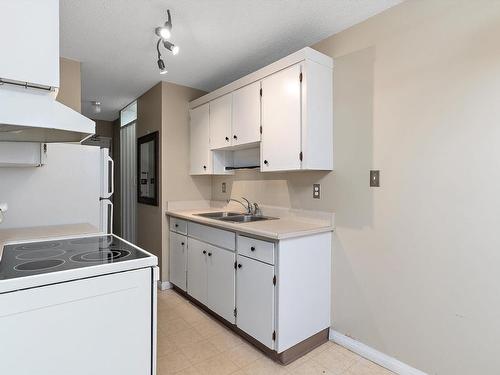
(218, 215, 275, 223)
(194, 212, 277, 223)
(194, 212, 242, 219)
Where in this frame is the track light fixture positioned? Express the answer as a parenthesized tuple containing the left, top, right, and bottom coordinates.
(154, 9, 179, 74)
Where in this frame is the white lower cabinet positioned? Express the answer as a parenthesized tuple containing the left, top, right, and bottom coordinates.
(187, 237, 236, 322)
(236, 255, 275, 349)
(207, 246, 236, 323)
(187, 238, 208, 304)
(169, 231, 187, 291)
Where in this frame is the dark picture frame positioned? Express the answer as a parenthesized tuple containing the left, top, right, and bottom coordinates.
(137, 131, 159, 206)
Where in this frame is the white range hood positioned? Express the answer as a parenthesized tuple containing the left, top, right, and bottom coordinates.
(0, 0, 95, 143)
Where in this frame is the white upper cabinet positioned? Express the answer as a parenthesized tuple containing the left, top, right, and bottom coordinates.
(209, 94, 232, 150)
(232, 82, 261, 147)
(189, 104, 211, 175)
(190, 47, 333, 174)
(0, 0, 59, 88)
(261, 64, 302, 172)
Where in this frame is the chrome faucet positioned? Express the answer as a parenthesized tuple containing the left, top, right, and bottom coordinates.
(227, 198, 252, 214)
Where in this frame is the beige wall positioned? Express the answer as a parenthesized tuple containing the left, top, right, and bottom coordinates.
(136, 83, 164, 270)
(57, 57, 81, 112)
(135, 82, 209, 280)
(212, 1, 500, 373)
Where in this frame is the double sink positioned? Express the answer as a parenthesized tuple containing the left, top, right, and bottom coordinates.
(195, 211, 277, 223)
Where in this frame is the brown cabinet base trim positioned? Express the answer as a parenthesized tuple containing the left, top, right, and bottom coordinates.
(171, 285, 329, 365)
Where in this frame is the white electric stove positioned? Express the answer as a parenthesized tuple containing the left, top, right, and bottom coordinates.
(0, 234, 158, 375)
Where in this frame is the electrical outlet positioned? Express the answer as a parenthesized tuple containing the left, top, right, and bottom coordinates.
(370, 170, 380, 187)
(313, 184, 320, 199)
(222, 182, 226, 193)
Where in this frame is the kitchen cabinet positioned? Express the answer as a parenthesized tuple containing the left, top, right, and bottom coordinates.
(189, 104, 211, 175)
(261, 64, 302, 171)
(169, 231, 187, 291)
(209, 93, 232, 150)
(167, 215, 331, 364)
(232, 82, 261, 147)
(189, 48, 333, 174)
(187, 238, 208, 304)
(236, 254, 275, 349)
(207, 246, 236, 323)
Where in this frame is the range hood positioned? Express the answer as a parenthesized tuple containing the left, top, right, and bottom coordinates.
(0, 0, 95, 143)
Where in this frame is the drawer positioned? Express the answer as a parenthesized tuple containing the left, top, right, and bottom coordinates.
(188, 222, 235, 250)
(238, 235, 275, 265)
(170, 217, 187, 234)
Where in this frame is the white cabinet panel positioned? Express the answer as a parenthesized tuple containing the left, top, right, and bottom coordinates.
(236, 255, 275, 349)
(0, 0, 59, 88)
(188, 222, 236, 250)
(169, 231, 187, 291)
(232, 81, 261, 146)
(190, 104, 211, 175)
(237, 235, 275, 265)
(207, 247, 236, 323)
(261, 64, 301, 172)
(209, 94, 232, 150)
(170, 217, 187, 234)
(187, 238, 208, 304)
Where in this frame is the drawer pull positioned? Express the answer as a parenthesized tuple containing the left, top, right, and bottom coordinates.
(250, 246, 255, 251)
(175, 224, 179, 227)
(208, 252, 212, 256)
(237, 264, 242, 268)
(202, 250, 207, 254)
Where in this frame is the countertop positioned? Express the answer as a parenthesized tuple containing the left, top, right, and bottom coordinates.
(166, 208, 334, 240)
(0, 223, 100, 260)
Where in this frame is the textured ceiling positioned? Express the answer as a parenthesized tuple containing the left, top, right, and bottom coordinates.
(60, 0, 402, 120)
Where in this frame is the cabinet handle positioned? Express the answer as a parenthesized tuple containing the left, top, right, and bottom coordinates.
(203, 165, 207, 170)
(175, 224, 178, 227)
(203, 250, 207, 254)
(233, 135, 237, 140)
(237, 264, 242, 268)
(181, 242, 185, 246)
(208, 252, 212, 256)
(250, 246, 255, 251)
(264, 160, 269, 165)
(225, 136, 229, 141)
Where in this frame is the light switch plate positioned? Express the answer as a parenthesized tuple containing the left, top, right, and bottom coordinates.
(313, 184, 320, 199)
(222, 182, 226, 193)
(370, 170, 380, 187)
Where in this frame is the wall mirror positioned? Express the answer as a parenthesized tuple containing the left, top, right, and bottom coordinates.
(137, 131, 159, 206)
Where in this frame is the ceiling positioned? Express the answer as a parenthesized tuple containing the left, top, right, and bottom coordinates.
(60, 0, 402, 121)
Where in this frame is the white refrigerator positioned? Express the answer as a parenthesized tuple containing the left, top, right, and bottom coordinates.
(0, 143, 114, 232)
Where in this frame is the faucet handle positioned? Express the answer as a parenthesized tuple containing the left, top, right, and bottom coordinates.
(253, 203, 262, 216)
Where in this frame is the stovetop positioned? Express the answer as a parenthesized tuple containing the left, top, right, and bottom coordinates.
(0, 235, 150, 281)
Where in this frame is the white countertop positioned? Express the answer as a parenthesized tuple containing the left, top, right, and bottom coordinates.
(0, 223, 100, 260)
(166, 207, 334, 240)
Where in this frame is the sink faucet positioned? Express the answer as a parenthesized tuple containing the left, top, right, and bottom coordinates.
(227, 198, 252, 214)
(227, 198, 262, 216)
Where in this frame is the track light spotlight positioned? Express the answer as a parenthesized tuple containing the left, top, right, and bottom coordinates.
(163, 41, 180, 55)
(155, 10, 172, 40)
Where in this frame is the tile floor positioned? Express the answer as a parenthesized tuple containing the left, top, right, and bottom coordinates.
(157, 289, 394, 375)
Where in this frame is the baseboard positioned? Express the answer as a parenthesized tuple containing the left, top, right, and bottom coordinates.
(157, 280, 173, 290)
(329, 329, 427, 375)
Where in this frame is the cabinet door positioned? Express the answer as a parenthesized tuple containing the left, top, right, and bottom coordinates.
(209, 94, 232, 150)
(187, 238, 208, 305)
(236, 255, 275, 349)
(190, 104, 211, 175)
(207, 247, 236, 323)
(169, 231, 187, 291)
(261, 64, 301, 172)
(232, 81, 261, 146)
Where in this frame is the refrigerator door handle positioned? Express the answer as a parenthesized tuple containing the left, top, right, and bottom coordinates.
(108, 155, 114, 197)
(108, 201, 113, 234)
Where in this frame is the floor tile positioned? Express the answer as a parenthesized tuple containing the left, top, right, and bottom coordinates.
(207, 329, 244, 351)
(346, 358, 395, 375)
(226, 342, 264, 368)
(312, 346, 357, 374)
(179, 338, 221, 365)
(159, 317, 191, 335)
(288, 358, 335, 375)
(194, 352, 240, 375)
(157, 350, 192, 375)
(157, 331, 179, 357)
(192, 317, 228, 339)
(242, 357, 289, 375)
(166, 326, 205, 347)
